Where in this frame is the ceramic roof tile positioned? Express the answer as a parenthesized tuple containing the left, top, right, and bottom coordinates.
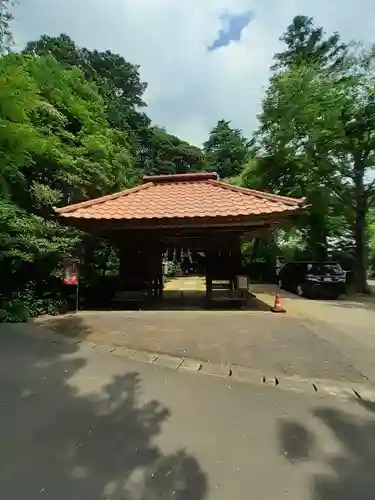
(56, 172, 306, 220)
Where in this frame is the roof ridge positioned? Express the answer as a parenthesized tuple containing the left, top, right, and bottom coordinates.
(143, 172, 218, 183)
(55, 182, 153, 214)
(207, 180, 306, 206)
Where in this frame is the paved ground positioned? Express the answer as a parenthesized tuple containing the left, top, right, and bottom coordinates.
(252, 284, 375, 383)
(155, 276, 269, 310)
(1, 328, 375, 500)
(33, 309, 368, 384)
(251, 283, 375, 324)
(12, 275, 374, 390)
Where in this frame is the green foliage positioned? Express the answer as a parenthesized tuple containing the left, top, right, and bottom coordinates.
(258, 52, 375, 287)
(249, 14, 375, 291)
(143, 126, 206, 174)
(24, 34, 148, 133)
(1, 26, 208, 321)
(23, 34, 205, 177)
(164, 261, 179, 277)
(3, 10, 375, 319)
(204, 120, 251, 179)
(0, 51, 139, 320)
(273, 15, 347, 71)
(227, 16, 375, 291)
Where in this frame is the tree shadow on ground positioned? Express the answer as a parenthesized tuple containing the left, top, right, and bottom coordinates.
(326, 296, 375, 312)
(32, 312, 96, 341)
(277, 421, 317, 464)
(0, 323, 208, 500)
(278, 398, 375, 500)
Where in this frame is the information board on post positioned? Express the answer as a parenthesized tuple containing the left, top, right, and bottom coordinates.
(63, 260, 79, 312)
(64, 263, 78, 286)
(236, 274, 249, 292)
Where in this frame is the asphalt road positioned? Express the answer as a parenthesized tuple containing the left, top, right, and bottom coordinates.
(1, 329, 375, 499)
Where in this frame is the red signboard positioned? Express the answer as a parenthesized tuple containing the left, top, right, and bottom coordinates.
(64, 263, 78, 286)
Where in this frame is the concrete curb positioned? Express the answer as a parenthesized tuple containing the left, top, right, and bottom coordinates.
(42, 330, 375, 403)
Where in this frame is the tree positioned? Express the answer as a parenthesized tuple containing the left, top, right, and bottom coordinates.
(1, 38, 209, 319)
(336, 49, 375, 290)
(23, 34, 204, 177)
(24, 34, 149, 133)
(255, 67, 340, 259)
(250, 15, 358, 280)
(143, 126, 206, 175)
(203, 120, 251, 179)
(255, 49, 375, 291)
(368, 209, 375, 276)
(273, 15, 347, 71)
(24, 34, 150, 175)
(0, 52, 137, 319)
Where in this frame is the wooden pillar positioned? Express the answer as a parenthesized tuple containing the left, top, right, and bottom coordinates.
(118, 246, 126, 291)
(157, 265, 164, 297)
(229, 261, 235, 291)
(231, 238, 242, 288)
(206, 274, 213, 300)
(145, 243, 163, 299)
(205, 240, 215, 301)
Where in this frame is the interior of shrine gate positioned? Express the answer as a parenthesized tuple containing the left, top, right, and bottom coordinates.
(56, 172, 306, 309)
(116, 231, 244, 303)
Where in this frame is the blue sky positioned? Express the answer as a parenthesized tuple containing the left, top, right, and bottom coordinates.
(208, 10, 254, 51)
(12, 0, 375, 146)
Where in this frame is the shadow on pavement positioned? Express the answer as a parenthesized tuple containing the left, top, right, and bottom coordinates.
(278, 421, 316, 463)
(278, 399, 375, 500)
(33, 312, 96, 340)
(325, 296, 375, 312)
(0, 323, 208, 500)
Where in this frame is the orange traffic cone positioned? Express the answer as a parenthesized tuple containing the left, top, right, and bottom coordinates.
(271, 291, 286, 313)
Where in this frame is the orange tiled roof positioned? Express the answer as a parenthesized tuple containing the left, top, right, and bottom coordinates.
(55, 172, 306, 221)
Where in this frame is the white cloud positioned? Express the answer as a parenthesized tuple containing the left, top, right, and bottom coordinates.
(12, 0, 375, 145)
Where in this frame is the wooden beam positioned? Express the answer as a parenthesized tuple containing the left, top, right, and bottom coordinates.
(57, 209, 303, 235)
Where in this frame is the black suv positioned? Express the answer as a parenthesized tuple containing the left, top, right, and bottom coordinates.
(278, 261, 346, 299)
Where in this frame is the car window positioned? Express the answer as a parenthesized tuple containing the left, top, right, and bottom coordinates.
(284, 263, 299, 272)
(307, 263, 343, 275)
(297, 263, 307, 275)
(286, 264, 295, 274)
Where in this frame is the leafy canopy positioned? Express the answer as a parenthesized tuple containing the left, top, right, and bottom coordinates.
(204, 120, 251, 180)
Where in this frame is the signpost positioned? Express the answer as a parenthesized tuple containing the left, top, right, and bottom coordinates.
(236, 274, 250, 305)
(276, 256, 283, 290)
(63, 261, 79, 313)
(236, 275, 249, 292)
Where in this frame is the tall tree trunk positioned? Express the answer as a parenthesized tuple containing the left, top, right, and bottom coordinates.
(353, 159, 368, 293)
(309, 213, 328, 260)
(354, 200, 368, 293)
(250, 238, 260, 263)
